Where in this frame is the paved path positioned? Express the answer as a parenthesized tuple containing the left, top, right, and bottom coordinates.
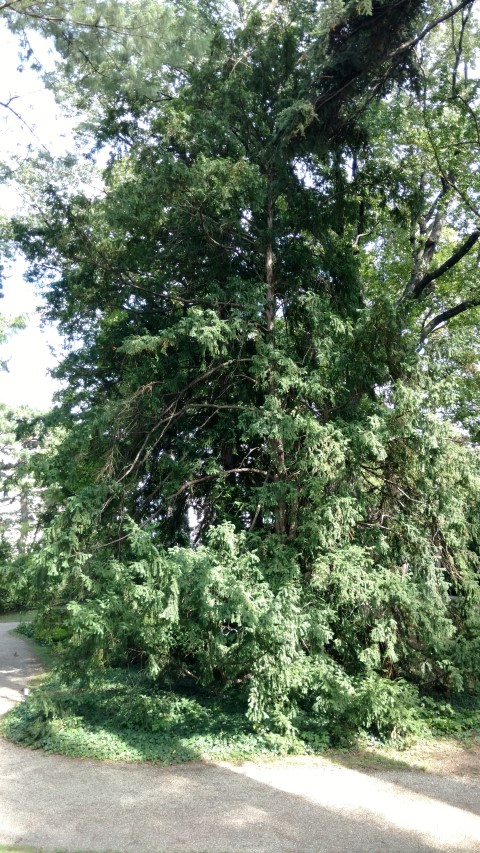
(0, 621, 44, 716)
(1, 621, 480, 853)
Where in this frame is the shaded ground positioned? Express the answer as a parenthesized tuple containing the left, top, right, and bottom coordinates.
(1, 621, 480, 853)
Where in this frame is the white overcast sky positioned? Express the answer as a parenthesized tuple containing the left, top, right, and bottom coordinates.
(0, 20, 75, 411)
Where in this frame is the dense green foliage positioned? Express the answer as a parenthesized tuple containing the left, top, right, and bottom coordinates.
(3, 0, 480, 740)
(0, 404, 41, 612)
(5, 623, 478, 759)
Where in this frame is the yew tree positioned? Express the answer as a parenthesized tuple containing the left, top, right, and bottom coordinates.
(9, 0, 480, 734)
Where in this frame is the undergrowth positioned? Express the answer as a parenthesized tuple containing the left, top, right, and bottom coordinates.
(3, 624, 478, 765)
(2, 669, 308, 763)
(417, 694, 480, 743)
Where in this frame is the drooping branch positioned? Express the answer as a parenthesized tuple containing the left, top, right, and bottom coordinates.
(1, 0, 131, 32)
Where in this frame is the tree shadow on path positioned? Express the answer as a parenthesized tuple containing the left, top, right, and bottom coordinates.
(1, 739, 480, 853)
(326, 744, 480, 817)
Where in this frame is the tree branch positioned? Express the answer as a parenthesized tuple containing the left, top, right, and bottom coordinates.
(2, 1, 132, 32)
(421, 297, 480, 340)
(167, 468, 268, 503)
(408, 231, 480, 299)
(0, 97, 50, 153)
(390, 0, 476, 59)
(314, 0, 475, 118)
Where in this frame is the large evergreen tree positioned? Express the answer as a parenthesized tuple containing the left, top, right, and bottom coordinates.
(7, 0, 480, 734)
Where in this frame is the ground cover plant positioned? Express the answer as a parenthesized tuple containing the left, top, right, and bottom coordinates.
(3, 623, 478, 763)
(1, 0, 480, 746)
(3, 669, 308, 762)
(4, 664, 479, 764)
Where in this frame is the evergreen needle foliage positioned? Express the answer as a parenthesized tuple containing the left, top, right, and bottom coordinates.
(3, 0, 480, 740)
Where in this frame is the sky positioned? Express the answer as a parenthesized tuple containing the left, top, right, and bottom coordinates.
(0, 21, 75, 411)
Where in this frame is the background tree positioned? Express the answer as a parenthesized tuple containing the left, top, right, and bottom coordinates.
(0, 404, 47, 611)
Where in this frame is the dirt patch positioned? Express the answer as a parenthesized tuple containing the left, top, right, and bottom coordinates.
(327, 738, 480, 779)
(386, 739, 480, 778)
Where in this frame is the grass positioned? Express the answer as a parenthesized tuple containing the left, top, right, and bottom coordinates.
(0, 610, 36, 624)
(0, 847, 91, 853)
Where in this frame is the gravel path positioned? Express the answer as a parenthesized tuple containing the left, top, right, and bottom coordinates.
(1, 621, 480, 853)
(0, 621, 44, 716)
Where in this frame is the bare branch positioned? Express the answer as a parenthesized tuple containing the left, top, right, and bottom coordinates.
(407, 231, 480, 299)
(390, 0, 475, 59)
(0, 96, 50, 153)
(421, 297, 480, 340)
(167, 467, 268, 503)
